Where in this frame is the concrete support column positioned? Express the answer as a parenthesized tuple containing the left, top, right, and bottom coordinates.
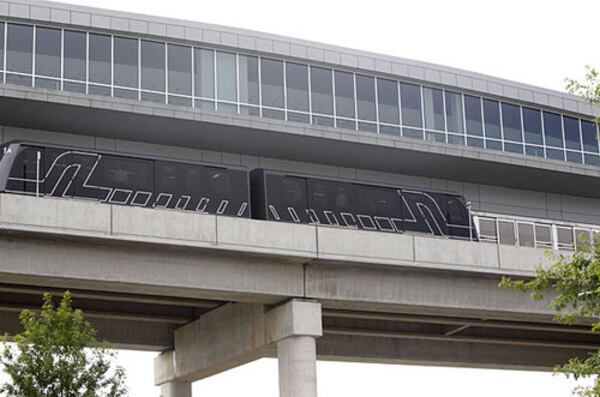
(266, 299, 322, 397)
(277, 335, 318, 397)
(160, 380, 192, 397)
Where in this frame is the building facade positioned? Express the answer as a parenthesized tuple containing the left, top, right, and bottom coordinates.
(0, 1, 599, 396)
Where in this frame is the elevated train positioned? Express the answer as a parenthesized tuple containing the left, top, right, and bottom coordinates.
(0, 141, 477, 240)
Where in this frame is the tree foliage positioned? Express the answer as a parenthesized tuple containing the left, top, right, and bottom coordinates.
(0, 291, 127, 397)
(500, 238, 600, 397)
(566, 66, 600, 105)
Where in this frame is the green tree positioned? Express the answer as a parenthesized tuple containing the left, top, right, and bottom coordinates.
(500, 238, 600, 397)
(565, 66, 600, 106)
(0, 291, 127, 397)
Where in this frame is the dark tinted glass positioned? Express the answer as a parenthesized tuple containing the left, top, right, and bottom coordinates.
(377, 78, 399, 125)
(522, 107, 543, 145)
(483, 99, 501, 139)
(7, 145, 43, 193)
(239, 55, 259, 105)
(356, 185, 401, 219)
(464, 95, 482, 136)
(35, 27, 61, 77)
(265, 174, 308, 223)
(91, 156, 153, 195)
(114, 37, 138, 88)
(308, 179, 355, 226)
(261, 58, 284, 108)
(581, 121, 599, 153)
(311, 67, 333, 115)
(356, 75, 376, 121)
(334, 71, 355, 118)
(7, 24, 33, 73)
(286, 63, 309, 112)
(194, 48, 214, 98)
(445, 92, 464, 134)
(423, 87, 444, 130)
(141, 40, 165, 92)
(89, 33, 111, 84)
(563, 116, 581, 150)
(543, 111, 563, 148)
(167, 44, 191, 96)
(400, 83, 422, 128)
(501, 103, 522, 142)
(64, 30, 86, 81)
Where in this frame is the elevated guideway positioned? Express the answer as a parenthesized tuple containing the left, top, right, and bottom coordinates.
(0, 193, 597, 396)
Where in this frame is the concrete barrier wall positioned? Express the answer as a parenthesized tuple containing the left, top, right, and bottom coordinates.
(0, 194, 564, 276)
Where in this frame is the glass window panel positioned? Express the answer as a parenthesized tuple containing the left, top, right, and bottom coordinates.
(310, 67, 333, 115)
(483, 99, 501, 139)
(517, 223, 535, 247)
(546, 148, 564, 161)
(334, 70, 355, 118)
(581, 121, 599, 153)
(194, 48, 214, 99)
(167, 44, 191, 96)
(114, 37, 138, 88)
(566, 151, 583, 163)
(286, 62, 309, 112)
(423, 87, 444, 131)
(464, 95, 482, 136)
(425, 131, 445, 143)
(89, 33, 111, 85)
(312, 115, 334, 127)
(467, 137, 484, 148)
(445, 91, 464, 134)
(261, 58, 284, 108)
(64, 30, 86, 81)
(377, 78, 399, 125)
(478, 218, 497, 242)
(359, 122, 377, 133)
(522, 107, 543, 145)
(501, 103, 522, 142)
(535, 224, 552, 247)
(498, 220, 516, 245)
(0, 22, 4, 70)
(557, 227, 574, 250)
(7, 24, 33, 74)
(216, 51, 236, 102)
(238, 55, 259, 105)
(141, 40, 165, 92)
(585, 154, 600, 166)
(448, 134, 465, 146)
(403, 128, 423, 139)
(35, 27, 60, 78)
(263, 108, 284, 120)
(35, 77, 59, 90)
(563, 116, 581, 150)
(543, 111, 563, 148)
(380, 125, 400, 135)
(504, 142, 523, 154)
(336, 118, 356, 130)
(356, 74, 376, 121)
(526, 145, 544, 157)
(486, 139, 502, 151)
(400, 83, 422, 128)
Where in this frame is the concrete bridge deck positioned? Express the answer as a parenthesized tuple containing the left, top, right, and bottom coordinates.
(0, 193, 596, 396)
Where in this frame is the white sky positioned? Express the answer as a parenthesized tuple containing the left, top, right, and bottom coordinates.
(7, 0, 600, 395)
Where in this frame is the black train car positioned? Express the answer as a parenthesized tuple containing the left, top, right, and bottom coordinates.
(0, 141, 250, 218)
(251, 169, 477, 240)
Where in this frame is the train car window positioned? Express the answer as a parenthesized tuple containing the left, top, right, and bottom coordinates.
(517, 222, 535, 247)
(71, 152, 111, 202)
(87, 155, 153, 204)
(445, 195, 471, 238)
(207, 168, 248, 217)
(307, 179, 354, 226)
(498, 220, 516, 245)
(7, 145, 44, 194)
(265, 174, 308, 223)
(43, 148, 73, 197)
(355, 185, 400, 232)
